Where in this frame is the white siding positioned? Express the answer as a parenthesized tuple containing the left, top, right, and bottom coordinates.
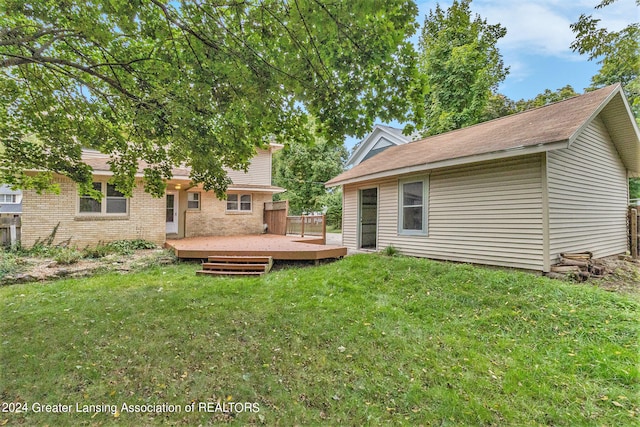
(343, 155, 545, 270)
(547, 116, 628, 262)
(225, 148, 272, 186)
(342, 183, 359, 249)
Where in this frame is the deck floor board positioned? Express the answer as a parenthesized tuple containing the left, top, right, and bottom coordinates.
(165, 234, 347, 261)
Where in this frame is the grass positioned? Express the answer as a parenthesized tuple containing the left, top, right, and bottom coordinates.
(1, 254, 638, 426)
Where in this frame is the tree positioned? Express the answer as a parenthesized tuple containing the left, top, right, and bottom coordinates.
(513, 85, 580, 112)
(0, 0, 419, 198)
(571, 0, 640, 198)
(415, 0, 508, 136)
(272, 123, 347, 215)
(570, 0, 639, 122)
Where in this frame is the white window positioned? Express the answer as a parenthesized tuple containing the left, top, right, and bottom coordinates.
(399, 178, 427, 234)
(79, 182, 128, 215)
(187, 192, 200, 210)
(240, 195, 252, 211)
(79, 182, 103, 213)
(0, 194, 17, 203)
(226, 193, 252, 212)
(106, 184, 127, 213)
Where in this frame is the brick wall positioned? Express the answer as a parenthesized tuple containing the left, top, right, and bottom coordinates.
(184, 192, 272, 237)
(21, 176, 165, 248)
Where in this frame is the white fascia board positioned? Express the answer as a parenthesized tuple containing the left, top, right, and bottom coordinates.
(347, 126, 410, 166)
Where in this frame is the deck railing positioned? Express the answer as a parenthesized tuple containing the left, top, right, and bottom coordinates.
(286, 215, 326, 243)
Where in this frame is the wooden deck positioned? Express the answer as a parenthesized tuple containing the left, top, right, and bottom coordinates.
(165, 234, 347, 261)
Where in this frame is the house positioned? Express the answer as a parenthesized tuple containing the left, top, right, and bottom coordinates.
(326, 84, 640, 272)
(20, 144, 284, 248)
(0, 184, 22, 217)
(346, 124, 413, 168)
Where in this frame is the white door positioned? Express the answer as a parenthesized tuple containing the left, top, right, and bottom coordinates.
(166, 192, 179, 234)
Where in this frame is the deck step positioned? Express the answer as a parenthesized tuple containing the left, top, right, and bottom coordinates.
(198, 255, 273, 276)
(196, 270, 265, 276)
(207, 255, 273, 263)
(202, 262, 268, 271)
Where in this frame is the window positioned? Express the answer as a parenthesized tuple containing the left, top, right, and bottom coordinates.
(106, 184, 127, 213)
(226, 194, 238, 211)
(79, 182, 128, 215)
(79, 182, 103, 213)
(399, 178, 427, 234)
(187, 192, 200, 209)
(0, 194, 17, 203)
(226, 193, 252, 212)
(240, 195, 252, 211)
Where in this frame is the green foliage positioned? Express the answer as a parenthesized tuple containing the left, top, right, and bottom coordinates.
(381, 244, 401, 257)
(630, 178, 640, 200)
(83, 240, 157, 258)
(415, 0, 508, 135)
(514, 85, 580, 111)
(105, 239, 157, 254)
(321, 189, 343, 229)
(0, 249, 19, 276)
(571, 0, 639, 124)
(480, 85, 581, 122)
(0, 0, 420, 198)
(273, 121, 347, 215)
(571, 1, 639, 196)
(53, 247, 82, 265)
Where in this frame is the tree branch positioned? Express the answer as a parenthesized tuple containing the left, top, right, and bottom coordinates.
(0, 52, 141, 101)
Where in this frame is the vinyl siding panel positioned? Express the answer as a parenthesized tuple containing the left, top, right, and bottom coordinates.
(342, 155, 545, 270)
(342, 183, 358, 249)
(547, 116, 628, 262)
(225, 149, 272, 186)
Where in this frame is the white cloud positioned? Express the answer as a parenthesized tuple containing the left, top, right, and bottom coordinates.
(475, 3, 575, 57)
(416, 0, 639, 58)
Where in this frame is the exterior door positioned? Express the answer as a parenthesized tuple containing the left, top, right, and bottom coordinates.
(359, 188, 378, 249)
(166, 192, 179, 234)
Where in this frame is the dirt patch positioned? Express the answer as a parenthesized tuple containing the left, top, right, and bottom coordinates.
(590, 256, 640, 297)
(1, 249, 177, 285)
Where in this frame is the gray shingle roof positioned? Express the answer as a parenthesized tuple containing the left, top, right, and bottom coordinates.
(328, 84, 638, 186)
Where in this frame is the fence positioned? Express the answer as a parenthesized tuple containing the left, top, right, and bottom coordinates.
(630, 207, 639, 259)
(0, 216, 21, 246)
(263, 200, 289, 235)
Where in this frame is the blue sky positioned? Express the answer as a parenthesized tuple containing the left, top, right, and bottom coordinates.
(345, 0, 638, 150)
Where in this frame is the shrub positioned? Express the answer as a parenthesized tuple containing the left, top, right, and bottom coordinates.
(83, 240, 157, 258)
(381, 245, 401, 257)
(0, 249, 19, 277)
(82, 244, 115, 259)
(108, 239, 157, 254)
(53, 247, 82, 265)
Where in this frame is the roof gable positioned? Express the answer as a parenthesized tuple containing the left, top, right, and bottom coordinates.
(346, 125, 412, 167)
(328, 84, 640, 186)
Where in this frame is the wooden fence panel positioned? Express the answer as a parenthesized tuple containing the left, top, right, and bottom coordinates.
(630, 207, 638, 259)
(0, 217, 21, 246)
(264, 200, 288, 235)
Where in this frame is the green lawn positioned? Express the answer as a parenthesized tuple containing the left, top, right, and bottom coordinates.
(1, 254, 638, 426)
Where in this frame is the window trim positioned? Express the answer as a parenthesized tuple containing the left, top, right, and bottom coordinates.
(226, 193, 252, 213)
(77, 182, 129, 217)
(187, 192, 201, 210)
(398, 176, 428, 236)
